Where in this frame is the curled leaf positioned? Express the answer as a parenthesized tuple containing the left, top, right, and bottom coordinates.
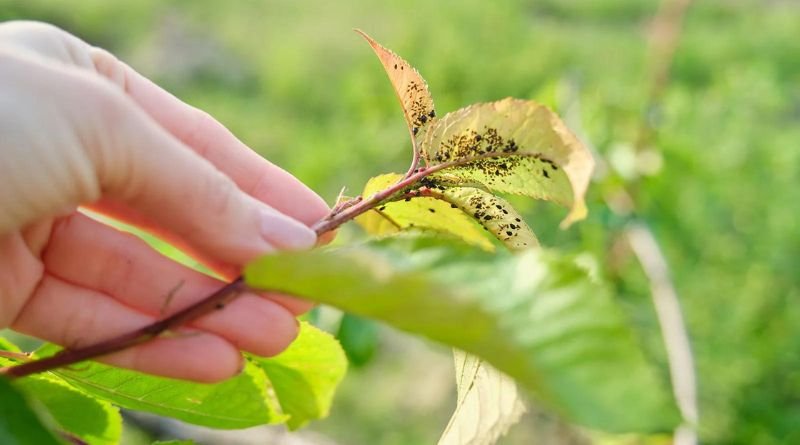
(356, 173, 493, 250)
(438, 351, 527, 445)
(423, 98, 594, 227)
(439, 187, 539, 250)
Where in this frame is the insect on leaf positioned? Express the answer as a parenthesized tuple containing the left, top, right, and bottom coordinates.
(439, 187, 539, 250)
(356, 173, 494, 250)
(356, 30, 437, 145)
(438, 351, 526, 445)
(423, 98, 594, 227)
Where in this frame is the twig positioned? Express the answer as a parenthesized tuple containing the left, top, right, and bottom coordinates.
(61, 431, 89, 445)
(634, 1, 698, 443)
(1, 278, 246, 379)
(0, 350, 31, 362)
(626, 223, 698, 441)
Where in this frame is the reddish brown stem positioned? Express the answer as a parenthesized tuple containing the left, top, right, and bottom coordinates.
(1, 278, 246, 379)
(0, 151, 520, 379)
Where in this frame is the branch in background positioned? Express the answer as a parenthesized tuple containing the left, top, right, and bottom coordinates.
(558, 1, 699, 440)
(636, 1, 699, 443)
(626, 224, 698, 440)
(636, 0, 694, 152)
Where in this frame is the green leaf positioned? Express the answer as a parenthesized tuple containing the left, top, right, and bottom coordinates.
(356, 173, 494, 250)
(36, 344, 287, 429)
(438, 351, 526, 445)
(0, 336, 21, 353)
(356, 30, 436, 143)
(422, 98, 594, 227)
(244, 238, 678, 432)
(0, 377, 61, 445)
(337, 313, 380, 367)
(250, 322, 347, 430)
(15, 375, 121, 445)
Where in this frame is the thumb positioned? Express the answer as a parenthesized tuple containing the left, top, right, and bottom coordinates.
(1, 50, 316, 265)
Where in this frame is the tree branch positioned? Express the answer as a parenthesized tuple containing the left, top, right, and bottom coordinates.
(1, 278, 246, 379)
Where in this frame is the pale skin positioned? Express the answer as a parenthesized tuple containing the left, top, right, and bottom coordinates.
(0, 21, 332, 382)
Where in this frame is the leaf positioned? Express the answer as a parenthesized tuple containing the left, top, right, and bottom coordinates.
(0, 377, 61, 445)
(422, 98, 594, 227)
(250, 322, 347, 430)
(337, 313, 380, 367)
(244, 238, 679, 432)
(438, 351, 526, 445)
(356, 30, 436, 142)
(36, 344, 287, 429)
(15, 375, 121, 445)
(0, 336, 22, 353)
(439, 187, 539, 250)
(356, 173, 494, 250)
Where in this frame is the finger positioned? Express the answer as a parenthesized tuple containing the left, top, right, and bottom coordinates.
(43, 212, 310, 355)
(0, 22, 334, 249)
(11, 274, 243, 382)
(88, 46, 331, 227)
(19, 52, 316, 265)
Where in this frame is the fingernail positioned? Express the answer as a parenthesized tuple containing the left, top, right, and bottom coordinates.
(260, 209, 317, 251)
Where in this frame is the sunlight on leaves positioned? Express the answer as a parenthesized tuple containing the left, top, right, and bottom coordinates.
(356, 30, 437, 144)
(245, 238, 678, 433)
(21, 323, 345, 433)
(249, 322, 347, 431)
(15, 375, 121, 445)
(356, 173, 493, 250)
(423, 98, 594, 227)
(35, 344, 287, 429)
(438, 351, 526, 445)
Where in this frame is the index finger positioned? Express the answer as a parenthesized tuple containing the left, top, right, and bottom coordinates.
(89, 47, 331, 227)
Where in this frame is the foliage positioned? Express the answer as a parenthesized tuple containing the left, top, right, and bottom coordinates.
(0, 0, 798, 444)
(437, 351, 525, 445)
(245, 238, 679, 432)
(0, 377, 61, 445)
(1, 323, 345, 441)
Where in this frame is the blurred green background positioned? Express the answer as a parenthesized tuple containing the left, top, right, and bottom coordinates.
(1, 0, 798, 444)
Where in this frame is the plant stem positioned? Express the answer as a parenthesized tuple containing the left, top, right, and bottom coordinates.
(1, 278, 246, 379)
(402, 142, 422, 179)
(0, 150, 522, 380)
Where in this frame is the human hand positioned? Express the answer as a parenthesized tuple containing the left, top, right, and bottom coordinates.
(0, 21, 331, 382)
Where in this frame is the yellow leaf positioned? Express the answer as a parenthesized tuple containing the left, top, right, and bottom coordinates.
(440, 187, 539, 251)
(355, 30, 437, 142)
(438, 351, 526, 445)
(355, 174, 493, 250)
(422, 98, 594, 227)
